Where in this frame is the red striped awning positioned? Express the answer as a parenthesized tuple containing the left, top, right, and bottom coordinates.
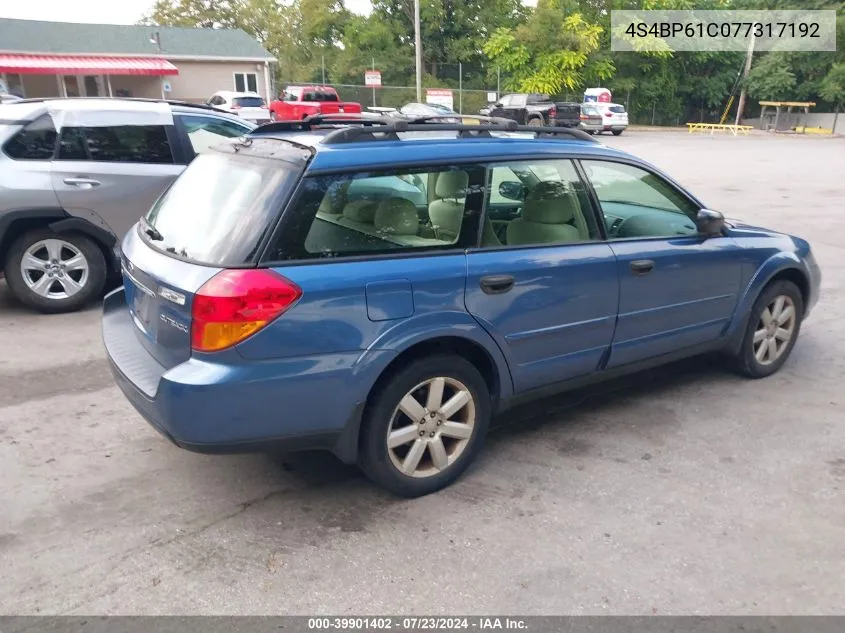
(0, 54, 179, 76)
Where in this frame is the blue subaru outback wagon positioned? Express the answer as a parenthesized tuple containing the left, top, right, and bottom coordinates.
(103, 115, 821, 497)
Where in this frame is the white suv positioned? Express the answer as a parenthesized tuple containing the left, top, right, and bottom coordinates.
(206, 91, 271, 124)
(580, 103, 629, 136)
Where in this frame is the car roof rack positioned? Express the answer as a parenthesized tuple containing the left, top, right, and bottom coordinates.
(250, 114, 598, 144)
(251, 113, 393, 135)
(324, 120, 598, 145)
(7, 96, 218, 111)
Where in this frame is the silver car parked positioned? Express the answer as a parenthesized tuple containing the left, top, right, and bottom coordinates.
(0, 98, 255, 313)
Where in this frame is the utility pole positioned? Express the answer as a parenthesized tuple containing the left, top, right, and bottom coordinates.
(734, 33, 755, 126)
(321, 55, 326, 85)
(414, 0, 422, 102)
(459, 62, 462, 114)
(497, 66, 501, 98)
(372, 56, 377, 108)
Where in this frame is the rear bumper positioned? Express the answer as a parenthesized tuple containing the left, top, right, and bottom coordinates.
(102, 287, 367, 460)
(580, 123, 627, 131)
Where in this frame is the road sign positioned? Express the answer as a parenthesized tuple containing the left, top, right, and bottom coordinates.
(365, 71, 382, 87)
(426, 88, 454, 110)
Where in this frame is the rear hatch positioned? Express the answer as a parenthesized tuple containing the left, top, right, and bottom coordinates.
(580, 105, 602, 126)
(121, 139, 309, 368)
(604, 104, 629, 126)
(232, 96, 270, 122)
(554, 102, 581, 123)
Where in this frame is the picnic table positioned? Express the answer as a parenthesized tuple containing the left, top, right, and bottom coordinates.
(686, 123, 753, 136)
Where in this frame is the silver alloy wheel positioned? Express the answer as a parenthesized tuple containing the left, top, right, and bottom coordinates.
(386, 376, 476, 479)
(20, 239, 89, 300)
(753, 294, 797, 366)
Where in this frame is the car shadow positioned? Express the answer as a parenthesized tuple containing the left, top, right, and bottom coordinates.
(256, 353, 732, 494)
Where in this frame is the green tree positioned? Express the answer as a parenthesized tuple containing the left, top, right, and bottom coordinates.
(142, 0, 242, 28)
(820, 62, 845, 130)
(746, 53, 797, 101)
(483, 0, 610, 95)
(372, 0, 526, 79)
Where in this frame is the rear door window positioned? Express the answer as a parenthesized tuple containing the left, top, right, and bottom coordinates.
(3, 115, 57, 160)
(143, 148, 302, 265)
(56, 127, 89, 160)
(61, 125, 174, 164)
(233, 96, 266, 108)
(265, 165, 486, 261)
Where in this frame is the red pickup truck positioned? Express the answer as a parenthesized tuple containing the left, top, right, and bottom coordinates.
(269, 86, 362, 120)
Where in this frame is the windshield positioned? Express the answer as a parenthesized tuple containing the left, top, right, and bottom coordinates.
(143, 152, 300, 265)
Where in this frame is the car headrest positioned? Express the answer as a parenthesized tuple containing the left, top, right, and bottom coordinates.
(319, 194, 340, 214)
(375, 197, 419, 236)
(435, 171, 469, 198)
(522, 181, 578, 224)
(342, 200, 378, 223)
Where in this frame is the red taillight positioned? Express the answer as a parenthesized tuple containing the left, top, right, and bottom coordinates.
(231, 104, 242, 110)
(191, 269, 302, 352)
(604, 111, 613, 117)
(549, 106, 557, 118)
(580, 114, 588, 120)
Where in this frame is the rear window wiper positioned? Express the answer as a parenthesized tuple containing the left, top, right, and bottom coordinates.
(140, 217, 164, 241)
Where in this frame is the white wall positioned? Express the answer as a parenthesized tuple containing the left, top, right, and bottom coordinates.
(744, 111, 845, 134)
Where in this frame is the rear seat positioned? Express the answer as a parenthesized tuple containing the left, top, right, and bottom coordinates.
(336, 200, 379, 230)
(374, 198, 449, 247)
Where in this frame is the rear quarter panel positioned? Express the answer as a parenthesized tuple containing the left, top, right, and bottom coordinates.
(235, 254, 514, 411)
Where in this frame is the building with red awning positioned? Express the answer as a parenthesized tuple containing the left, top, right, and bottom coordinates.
(0, 18, 275, 104)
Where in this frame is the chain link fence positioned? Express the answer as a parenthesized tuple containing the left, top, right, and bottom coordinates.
(309, 84, 499, 115)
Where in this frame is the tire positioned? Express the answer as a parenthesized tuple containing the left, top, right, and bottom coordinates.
(730, 280, 804, 378)
(4, 229, 107, 314)
(585, 130, 596, 135)
(612, 129, 624, 136)
(527, 117, 543, 127)
(359, 354, 491, 497)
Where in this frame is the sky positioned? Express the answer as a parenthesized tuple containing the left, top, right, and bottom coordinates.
(0, 0, 375, 25)
(0, 0, 538, 25)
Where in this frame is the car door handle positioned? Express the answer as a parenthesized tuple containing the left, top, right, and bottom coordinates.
(630, 260, 655, 276)
(63, 177, 101, 188)
(480, 274, 515, 295)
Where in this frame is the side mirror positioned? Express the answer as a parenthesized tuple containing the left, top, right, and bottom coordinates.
(493, 102, 503, 108)
(696, 208, 725, 237)
(499, 181, 527, 201)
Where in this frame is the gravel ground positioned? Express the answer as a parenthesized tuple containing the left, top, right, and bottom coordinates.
(1, 130, 843, 615)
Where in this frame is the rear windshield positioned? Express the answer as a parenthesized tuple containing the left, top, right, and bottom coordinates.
(143, 152, 300, 265)
(609, 105, 626, 113)
(234, 96, 266, 108)
(304, 91, 339, 102)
